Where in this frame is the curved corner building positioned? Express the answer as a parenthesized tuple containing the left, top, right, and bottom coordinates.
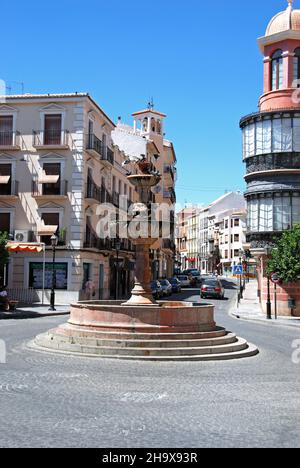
(240, 0, 300, 315)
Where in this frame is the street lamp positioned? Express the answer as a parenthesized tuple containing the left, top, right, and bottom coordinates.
(115, 235, 121, 300)
(49, 234, 58, 311)
(239, 248, 244, 299)
(265, 246, 272, 320)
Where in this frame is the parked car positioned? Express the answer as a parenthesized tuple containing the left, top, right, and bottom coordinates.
(151, 281, 163, 299)
(169, 277, 182, 294)
(201, 278, 225, 300)
(159, 279, 173, 297)
(183, 269, 201, 283)
(177, 275, 192, 288)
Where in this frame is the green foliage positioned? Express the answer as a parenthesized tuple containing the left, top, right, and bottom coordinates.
(267, 224, 300, 283)
(0, 231, 9, 267)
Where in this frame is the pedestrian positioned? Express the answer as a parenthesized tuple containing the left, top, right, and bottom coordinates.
(0, 286, 10, 311)
(84, 278, 96, 301)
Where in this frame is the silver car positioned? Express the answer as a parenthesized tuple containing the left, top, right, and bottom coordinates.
(159, 279, 173, 296)
(177, 275, 192, 288)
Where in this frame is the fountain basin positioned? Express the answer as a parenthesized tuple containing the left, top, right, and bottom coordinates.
(66, 301, 216, 334)
(32, 300, 259, 361)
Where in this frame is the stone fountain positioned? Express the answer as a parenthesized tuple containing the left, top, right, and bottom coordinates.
(32, 161, 258, 361)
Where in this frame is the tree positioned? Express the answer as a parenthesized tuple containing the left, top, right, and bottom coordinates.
(267, 223, 300, 283)
(0, 232, 9, 287)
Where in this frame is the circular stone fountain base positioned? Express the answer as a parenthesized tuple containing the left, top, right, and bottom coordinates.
(32, 301, 258, 361)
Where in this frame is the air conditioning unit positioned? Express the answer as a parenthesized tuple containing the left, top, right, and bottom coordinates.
(14, 230, 29, 243)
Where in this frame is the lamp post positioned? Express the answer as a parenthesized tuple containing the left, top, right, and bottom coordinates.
(265, 246, 272, 320)
(239, 249, 244, 299)
(49, 234, 58, 311)
(115, 235, 121, 300)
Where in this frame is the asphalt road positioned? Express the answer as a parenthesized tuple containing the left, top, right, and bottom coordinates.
(0, 280, 300, 448)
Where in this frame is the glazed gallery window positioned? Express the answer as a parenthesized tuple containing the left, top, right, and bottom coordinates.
(271, 49, 283, 91)
(243, 116, 300, 158)
(248, 194, 300, 232)
(29, 262, 68, 290)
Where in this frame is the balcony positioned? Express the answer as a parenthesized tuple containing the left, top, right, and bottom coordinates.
(101, 186, 112, 204)
(86, 134, 114, 166)
(246, 231, 283, 249)
(0, 180, 19, 200)
(163, 188, 176, 203)
(111, 238, 135, 252)
(85, 179, 102, 204)
(84, 229, 112, 251)
(164, 165, 175, 182)
(0, 131, 21, 150)
(32, 179, 68, 201)
(33, 130, 69, 149)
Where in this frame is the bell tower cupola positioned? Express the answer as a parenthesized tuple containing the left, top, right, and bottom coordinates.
(132, 103, 167, 153)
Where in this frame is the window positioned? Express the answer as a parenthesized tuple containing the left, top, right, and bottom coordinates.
(293, 48, 300, 86)
(41, 213, 59, 245)
(234, 250, 240, 257)
(225, 220, 228, 229)
(0, 116, 13, 145)
(248, 194, 300, 233)
(83, 263, 91, 289)
(292, 194, 300, 226)
(234, 219, 240, 227)
(249, 199, 259, 232)
(42, 163, 61, 196)
(274, 194, 291, 231)
(271, 49, 283, 91)
(259, 196, 273, 232)
(0, 164, 12, 195)
(29, 262, 68, 290)
(44, 114, 62, 145)
(234, 234, 240, 243)
(0, 212, 10, 233)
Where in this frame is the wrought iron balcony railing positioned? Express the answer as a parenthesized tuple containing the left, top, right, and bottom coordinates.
(86, 179, 102, 203)
(32, 180, 68, 197)
(33, 130, 69, 147)
(0, 131, 20, 147)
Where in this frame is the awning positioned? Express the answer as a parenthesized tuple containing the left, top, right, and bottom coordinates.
(37, 225, 58, 236)
(6, 242, 44, 253)
(0, 176, 11, 184)
(39, 174, 60, 184)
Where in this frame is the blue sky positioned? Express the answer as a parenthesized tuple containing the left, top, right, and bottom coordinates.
(1, 0, 289, 206)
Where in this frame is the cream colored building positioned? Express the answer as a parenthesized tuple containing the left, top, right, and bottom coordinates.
(0, 93, 137, 303)
(0, 94, 177, 303)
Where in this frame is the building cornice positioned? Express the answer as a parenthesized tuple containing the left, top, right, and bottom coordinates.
(258, 30, 300, 53)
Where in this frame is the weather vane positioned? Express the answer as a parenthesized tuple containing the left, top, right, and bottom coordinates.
(147, 97, 154, 110)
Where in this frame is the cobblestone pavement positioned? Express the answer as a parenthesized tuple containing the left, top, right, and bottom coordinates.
(0, 282, 300, 448)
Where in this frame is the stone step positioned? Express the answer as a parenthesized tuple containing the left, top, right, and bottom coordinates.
(32, 334, 258, 361)
(51, 331, 238, 349)
(34, 333, 249, 357)
(58, 323, 227, 341)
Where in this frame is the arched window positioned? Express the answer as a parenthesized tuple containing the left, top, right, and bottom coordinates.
(293, 48, 300, 86)
(271, 49, 283, 90)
